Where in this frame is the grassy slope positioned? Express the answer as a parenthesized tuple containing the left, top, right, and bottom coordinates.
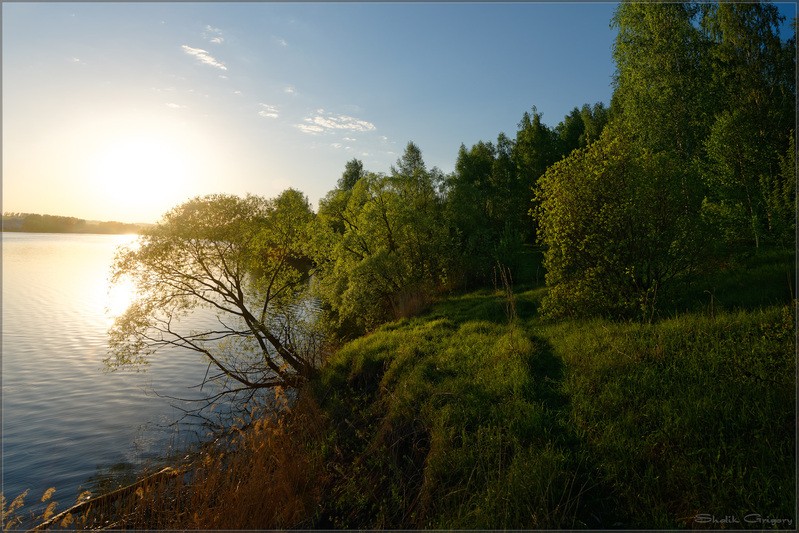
(11, 252, 793, 529)
(310, 251, 796, 529)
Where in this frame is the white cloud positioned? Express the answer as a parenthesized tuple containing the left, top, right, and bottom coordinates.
(274, 36, 289, 47)
(296, 123, 325, 134)
(258, 103, 279, 119)
(165, 102, 186, 109)
(343, 137, 356, 142)
(234, 90, 243, 95)
(283, 85, 296, 95)
(296, 110, 376, 135)
(204, 25, 224, 44)
(181, 45, 227, 70)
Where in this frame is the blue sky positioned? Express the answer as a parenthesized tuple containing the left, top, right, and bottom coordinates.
(9, 1, 777, 223)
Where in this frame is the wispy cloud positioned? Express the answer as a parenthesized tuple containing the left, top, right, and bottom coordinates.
(297, 123, 325, 134)
(273, 36, 289, 47)
(258, 103, 279, 119)
(330, 143, 355, 151)
(296, 109, 376, 135)
(204, 25, 224, 44)
(283, 85, 296, 95)
(181, 45, 227, 71)
(165, 102, 186, 109)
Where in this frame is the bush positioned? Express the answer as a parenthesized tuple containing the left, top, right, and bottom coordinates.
(534, 128, 707, 319)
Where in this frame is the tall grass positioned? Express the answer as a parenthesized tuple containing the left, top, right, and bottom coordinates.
(8, 394, 330, 530)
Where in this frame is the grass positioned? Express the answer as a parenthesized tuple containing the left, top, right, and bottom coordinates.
(544, 306, 795, 527)
(7, 249, 795, 530)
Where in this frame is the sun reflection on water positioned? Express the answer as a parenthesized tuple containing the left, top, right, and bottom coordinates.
(103, 234, 141, 322)
(106, 276, 137, 319)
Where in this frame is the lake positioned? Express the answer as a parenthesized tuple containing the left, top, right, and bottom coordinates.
(2, 232, 224, 520)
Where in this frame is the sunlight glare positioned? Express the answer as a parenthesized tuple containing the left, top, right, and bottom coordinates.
(106, 276, 137, 319)
(89, 134, 191, 221)
(104, 235, 141, 321)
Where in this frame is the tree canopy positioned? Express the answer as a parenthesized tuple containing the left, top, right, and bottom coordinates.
(107, 190, 320, 405)
(314, 143, 451, 337)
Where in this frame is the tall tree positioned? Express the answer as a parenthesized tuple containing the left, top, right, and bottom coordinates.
(315, 144, 451, 337)
(339, 158, 365, 191)
(611, 1, 712, 159)
(107, 191, 321, 404)
(513, 107, 560, 188)
(513, 107, 561, 245)
(760, 130, 797, 248)
(700, 2, 795, 249)
(555, 102, 610, 156)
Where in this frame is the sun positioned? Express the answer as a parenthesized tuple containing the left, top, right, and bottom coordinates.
(89, 134, 191, 221)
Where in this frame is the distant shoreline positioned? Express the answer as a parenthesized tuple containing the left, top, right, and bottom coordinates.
(2, 212, 150, 235)
(1, 228, 143, 235)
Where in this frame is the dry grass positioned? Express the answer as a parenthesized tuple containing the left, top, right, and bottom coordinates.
(14, 391, 329, 530)
(177, 393, 328, 530)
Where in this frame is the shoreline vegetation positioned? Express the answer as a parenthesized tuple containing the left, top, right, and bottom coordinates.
(1, 213, 148, 235)
(2, 2, 796, 529)
(5, 249, 795, 530)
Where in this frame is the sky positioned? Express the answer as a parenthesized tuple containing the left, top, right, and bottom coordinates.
(2, 2, 696, 223)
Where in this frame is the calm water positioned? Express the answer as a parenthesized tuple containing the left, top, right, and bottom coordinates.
(2, 233, 221, 516)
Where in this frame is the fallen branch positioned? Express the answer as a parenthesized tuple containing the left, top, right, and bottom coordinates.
(29, 466, 182, 531)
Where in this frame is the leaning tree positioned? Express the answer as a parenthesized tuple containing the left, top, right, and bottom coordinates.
(106, 189, 321, 412)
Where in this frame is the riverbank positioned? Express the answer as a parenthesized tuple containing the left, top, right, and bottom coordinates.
(8, 250, 795, 529)
(2, 213, 148, 234)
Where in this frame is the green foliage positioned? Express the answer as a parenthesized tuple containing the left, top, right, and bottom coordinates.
(760, 130, 797, 248)
(611, 1, 712, 158)
(555, 102, 609, 155)
(444, 138, 529, 284)
(443, 103, 611, 288)
(313, 144, 452, 338)
(699, 2, 795, 250)
(513, 108, 561, 183)
(107, 190, 320, 393)
(534, 129, 706, 318)
(338, 158, 364, 191)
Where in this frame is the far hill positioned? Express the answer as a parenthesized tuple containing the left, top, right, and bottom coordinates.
(1, 212, 150, 235)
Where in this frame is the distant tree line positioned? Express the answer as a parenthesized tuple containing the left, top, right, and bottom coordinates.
(108, 1, 796, 401)
(2, 212, 145, 234)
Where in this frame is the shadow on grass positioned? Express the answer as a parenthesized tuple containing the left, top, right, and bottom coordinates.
(427, 288, 544, 327)
(519, 335, 625, 529)
(669, 248, 795, 316)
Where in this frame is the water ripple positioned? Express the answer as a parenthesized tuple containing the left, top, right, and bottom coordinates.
(2, 233, 217, 510)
